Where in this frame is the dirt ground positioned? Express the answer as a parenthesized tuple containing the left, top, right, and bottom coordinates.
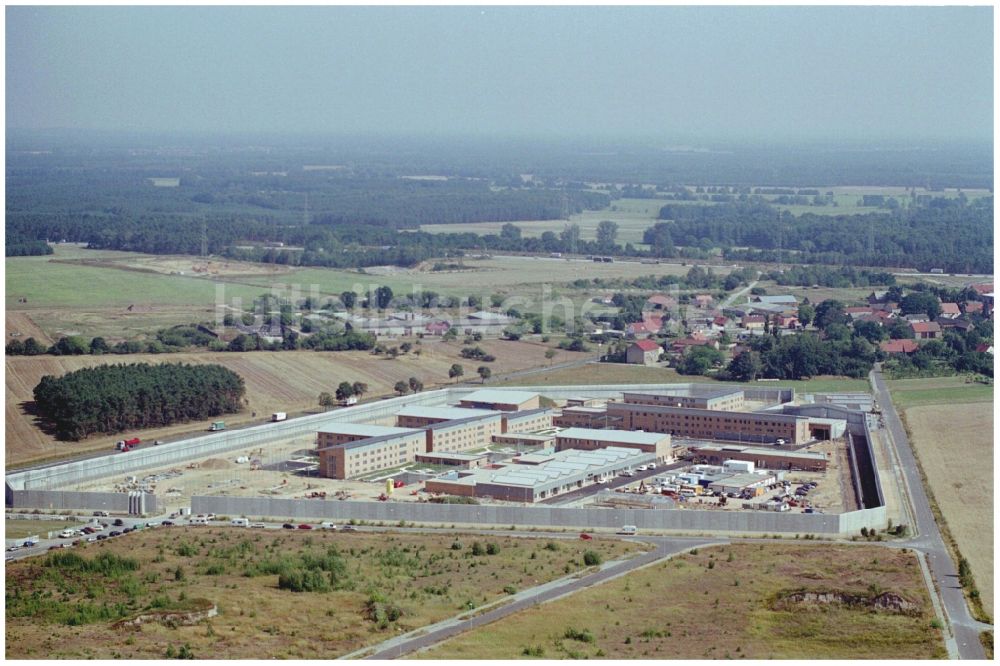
(58, 255, 295, 279)
(904, 402, 994, 618)
(5, 339, 582, 467)
(5, 311, 55, 346)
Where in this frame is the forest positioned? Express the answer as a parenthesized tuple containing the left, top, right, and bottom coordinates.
(32, 363, 246, 440)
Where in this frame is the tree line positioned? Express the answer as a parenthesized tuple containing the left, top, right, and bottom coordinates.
(33, 363, 246, 440)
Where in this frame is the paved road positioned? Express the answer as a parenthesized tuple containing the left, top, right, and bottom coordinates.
(870, 366, 990, 659)
(357, 536, 723, 660)
(719, 277, 760, 310)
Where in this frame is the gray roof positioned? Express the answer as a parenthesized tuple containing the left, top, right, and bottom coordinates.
(318, 423, 417, 438)
(557, 427, 668, 445)
(397, 405, 498, 420)
(460, 389, 539, 405)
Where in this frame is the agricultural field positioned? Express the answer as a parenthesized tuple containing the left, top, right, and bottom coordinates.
(4, 528, 643, 659)
(419, 198, 665, 244)
(888, 376, 994, 617)
(5, 339, 584, 468)
(7, 245, 727, 340)
(414, 543, 945, 660)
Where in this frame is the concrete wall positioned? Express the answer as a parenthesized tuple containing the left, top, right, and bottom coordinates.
(192, 496, 885, 535)
(7, 389, 451, 493)
(9, 490, 156, 515)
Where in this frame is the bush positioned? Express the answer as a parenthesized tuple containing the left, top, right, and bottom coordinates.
(471, 542, 486, 556)
(485, 542, 500, 555)
(583, 551, 602, 566)
(563, 627, 595, 643)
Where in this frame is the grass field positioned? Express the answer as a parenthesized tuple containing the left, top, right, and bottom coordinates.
(888, 376, 994, 618)
(419, 198, 665, 244)
(5, 339, 585, 468)
(499, 363, 871, 394)
(5, 519, 85, 540)
(4, 528, 643, 659)
(414, 542, 944, 660)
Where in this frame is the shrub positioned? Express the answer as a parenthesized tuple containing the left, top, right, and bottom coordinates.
(563, 627, 595, 643)
(485, 542, 500, 555)
(583, 551, 602, 566)
(471, 542, 486, 556)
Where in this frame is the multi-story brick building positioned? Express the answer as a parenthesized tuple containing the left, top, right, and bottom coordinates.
(608, 401, 810, 445)
(555, 427, 673, 463)
(622, 388, 745, 412)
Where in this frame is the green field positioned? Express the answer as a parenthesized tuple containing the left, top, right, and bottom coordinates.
(887, 376, 994, 409)
(6, 254, 265, 310)
(420, 198, 664, 244)
(5, 520, 85, 540)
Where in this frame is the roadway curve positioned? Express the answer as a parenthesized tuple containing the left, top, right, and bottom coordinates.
(870, 365, 990, 659)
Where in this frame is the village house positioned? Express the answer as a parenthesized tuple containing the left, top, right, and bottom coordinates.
(741, 314, 766, 331)
(911, 321, 941, 340)
(625, 339, 663, 366)
(939, 302, 961, 319)
(880, 339, 918, 355)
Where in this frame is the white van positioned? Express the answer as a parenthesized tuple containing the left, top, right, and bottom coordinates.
(617, 525, 638, 536)
(59, 529, 78, 539)
(320, 522, 339, 530)
(230, 518, 249, 527)
(189, 515, 209, 525)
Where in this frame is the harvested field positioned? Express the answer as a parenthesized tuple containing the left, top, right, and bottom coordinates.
(5, 528, 644, 659)
(5, 339, 584, 467)
(901, 401, 993, 618)
(414, 543, 945, 660)
(5, 311, 54, 346)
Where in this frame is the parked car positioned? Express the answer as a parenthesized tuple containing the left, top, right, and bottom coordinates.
(282, 523, 295, 530)
(340, 525, 357, 532)
(250, 523, 266, 529)
(109, 531, 122, 537)
(113, 519, 124, 527)
(579, 533, 593, 540)
(297, 524, 313, 530)
(161, 520, 175, 527)
(86, 536, 98, 543)
(6, 545, 20, 552)
(96, 534, 109, 541)
(93, 510, 110, 517)
(648, 462, 657, 469)
(637, 465, 649, 472)
(122, 527, 133, 534)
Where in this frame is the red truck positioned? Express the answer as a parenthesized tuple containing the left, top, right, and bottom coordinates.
(115, 437, 140, 452)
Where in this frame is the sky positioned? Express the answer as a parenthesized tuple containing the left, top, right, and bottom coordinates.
(5, 5, 994, 143)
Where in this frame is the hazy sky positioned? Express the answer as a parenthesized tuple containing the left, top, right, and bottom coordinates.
(6, 6, 993, 142)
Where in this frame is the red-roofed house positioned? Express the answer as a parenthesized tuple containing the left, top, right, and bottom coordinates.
(964, 301, 984, 315)
(425, 321, 451, 336)
(845, 306, 872, 317)
(939, 302, 961, 318)
(627, 322, 650, 337)
(647, 294, 676, 309)
(971, 283, 993, 295)
(911, 321, 941, 340)
(773, 314, 800, 329)
(880, 339, 919, 355)
(693, 294, 714, 309)
(741, 315, 766, 331)
(626, 339, 662, 366)
(975, 343, 994, 355)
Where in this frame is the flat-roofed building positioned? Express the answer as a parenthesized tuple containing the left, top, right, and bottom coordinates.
(396, 405, 497, 428)
(692, 444, 827, 472)
(553, 405, 621, 429)
(491, 432, 556, 448)
(502, 408, 555, 433)
(316, 423, 420, 449)
(318, 429, 427, 479)
(708, 472, 776, 496)
(555, 427, 673, 463)
(459, 389, 540, 412)
(623, 388, 745, 412)
(424, 446, 652, 503)
(415, 451, 490, 469)
(609, 401, 810, 445)
(425, 413, 503, 453)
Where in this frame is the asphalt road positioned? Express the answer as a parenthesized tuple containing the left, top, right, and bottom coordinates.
(870, 366, 990, 659)
(358, 535, 723, 660)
